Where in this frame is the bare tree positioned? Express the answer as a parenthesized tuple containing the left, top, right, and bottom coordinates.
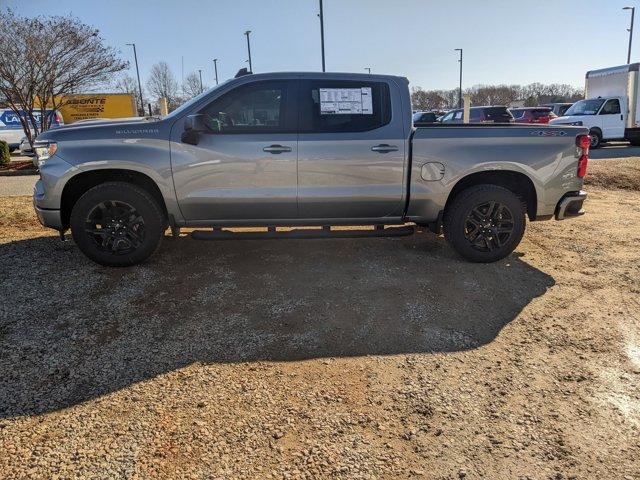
(114, 74, 144, 113)
(0, 10, 127, 146)
(412, 82, 583, 111)
(146, 62, 179, 110)
(182, 72, 204, 99)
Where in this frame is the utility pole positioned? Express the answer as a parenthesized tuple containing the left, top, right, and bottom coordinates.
(245, 30, 253, 72)
(126, 43, 144, 116)
(213, 58, 219, 85)
(624, 6, 635, 64)
(455, 48, 463, 109)
(365, 67, 371, 74)
(318, 0, 326, 72)
(198, 69, 203, 94)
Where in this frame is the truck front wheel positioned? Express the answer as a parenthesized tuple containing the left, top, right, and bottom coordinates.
(70, 182, 165, 267)
(589, 129, 602, 149)
(443, 185, 526, 263)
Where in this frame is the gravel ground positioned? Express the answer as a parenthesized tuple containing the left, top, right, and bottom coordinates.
(1, 161, 639, 479)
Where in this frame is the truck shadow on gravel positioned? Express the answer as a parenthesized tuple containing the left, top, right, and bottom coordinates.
(0, 232, 555, 418)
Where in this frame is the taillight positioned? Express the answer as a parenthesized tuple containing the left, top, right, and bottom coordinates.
(576, 134, 590, 178)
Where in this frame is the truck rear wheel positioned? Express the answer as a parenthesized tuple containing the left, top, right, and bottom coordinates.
(443, 185, 526, 263)
(70, 182, 165, 267)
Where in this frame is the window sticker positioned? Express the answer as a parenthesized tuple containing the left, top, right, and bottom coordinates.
(319, 87, 373, 115)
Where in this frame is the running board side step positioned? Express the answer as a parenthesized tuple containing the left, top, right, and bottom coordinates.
(191, 225, 415, 241)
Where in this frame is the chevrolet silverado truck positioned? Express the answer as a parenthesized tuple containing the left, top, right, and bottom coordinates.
(32, 71, 589, 267)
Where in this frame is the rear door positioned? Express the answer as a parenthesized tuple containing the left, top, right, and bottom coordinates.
(599, 98, 625, 139)
(296, 79, 406, 219)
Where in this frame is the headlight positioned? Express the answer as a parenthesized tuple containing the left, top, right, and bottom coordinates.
(34, 142, 57, 167)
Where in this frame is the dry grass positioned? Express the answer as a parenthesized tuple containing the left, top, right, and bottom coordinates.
(586, 157, 640, 191)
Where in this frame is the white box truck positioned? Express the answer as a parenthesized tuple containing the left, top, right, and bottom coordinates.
(550, 63, 640, 148)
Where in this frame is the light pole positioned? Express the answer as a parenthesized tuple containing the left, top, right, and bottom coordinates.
(126, 43, 144, 116)
(244, 30, 253, 72)
(455, 48, 463, 109)
(624, 6, 635, 64)
(365, 67, 371, 74)
(213, 58, 219, 85)
(318, 0, 326, 72)
(198, 69, 203, 94)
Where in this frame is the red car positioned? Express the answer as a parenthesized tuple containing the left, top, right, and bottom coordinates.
(510, 107, 557, 124)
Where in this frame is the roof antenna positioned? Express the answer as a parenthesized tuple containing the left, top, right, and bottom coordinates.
(235, 68, 251, 78)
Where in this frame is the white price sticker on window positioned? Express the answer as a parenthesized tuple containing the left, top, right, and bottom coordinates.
(320, 87, 373, 115)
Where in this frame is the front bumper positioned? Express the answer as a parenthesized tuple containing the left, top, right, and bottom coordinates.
(33, 179, 63, 230)
(33, 202, 62, 230)
(555, 190, 587, 220)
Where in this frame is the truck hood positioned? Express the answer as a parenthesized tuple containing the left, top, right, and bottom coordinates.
(35, 117, 164, 142)
(549, 115, 586, 126)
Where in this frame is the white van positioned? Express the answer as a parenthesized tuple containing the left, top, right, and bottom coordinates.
(550, 63, 640, 148)
(0, 108, 63, 152)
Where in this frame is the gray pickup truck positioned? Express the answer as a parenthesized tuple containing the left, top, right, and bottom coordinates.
(32, 71, 589, 266)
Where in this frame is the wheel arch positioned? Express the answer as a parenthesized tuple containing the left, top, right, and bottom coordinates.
(60, 169, 168, 229)
(445, 170, 538, 220)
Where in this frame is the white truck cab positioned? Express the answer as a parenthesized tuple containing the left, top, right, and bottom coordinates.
(550, 63, 640, 148)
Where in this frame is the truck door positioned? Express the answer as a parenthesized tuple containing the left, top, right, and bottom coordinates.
(599, 98, 625, 139)
(170, 80, 298, 221)
(296, 79, 406, 220)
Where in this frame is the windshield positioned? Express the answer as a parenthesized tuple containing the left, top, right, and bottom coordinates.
(565, 99, 605, 116)
(163, 80, 231, 120)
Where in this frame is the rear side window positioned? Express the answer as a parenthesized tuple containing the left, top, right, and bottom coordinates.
(510, 109, 525, 119)
(299, 80, 391, 133)
(470, 109, 483, 121)
(484, 107, 513, 122)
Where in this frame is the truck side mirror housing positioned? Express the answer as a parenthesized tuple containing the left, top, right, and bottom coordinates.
(184, 114, 211, 133)
(182, 114, 213, 145)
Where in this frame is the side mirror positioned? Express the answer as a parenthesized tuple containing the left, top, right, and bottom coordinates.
(182, 114, 213, 145)
(184, 114, 211, 133)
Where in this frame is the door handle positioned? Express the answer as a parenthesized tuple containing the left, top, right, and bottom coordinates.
(263, 144, 292, 154)
(371, 144, 399, 153)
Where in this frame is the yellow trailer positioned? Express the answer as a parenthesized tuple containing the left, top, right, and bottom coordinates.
(55, 94, 137, 124)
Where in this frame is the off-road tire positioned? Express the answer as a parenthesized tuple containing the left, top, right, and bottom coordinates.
(70, 182, 165, 267)
(443, 185, 526, 263)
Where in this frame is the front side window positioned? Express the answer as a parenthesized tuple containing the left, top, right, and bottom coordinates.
(200, 81, 287, 132)
(441, 111, 455, 122)
(299, 80, 391, 133)
(600, 99, 621, 115)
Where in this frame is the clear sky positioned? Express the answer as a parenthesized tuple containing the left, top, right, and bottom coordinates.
(4, 0, 639, 91)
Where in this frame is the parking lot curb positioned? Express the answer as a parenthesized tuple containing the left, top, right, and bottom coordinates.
(0, 169, 38, 177)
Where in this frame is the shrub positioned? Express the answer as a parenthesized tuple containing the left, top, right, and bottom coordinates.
(0, 140, 10, 165)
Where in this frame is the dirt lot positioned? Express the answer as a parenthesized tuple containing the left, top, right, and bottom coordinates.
(1, 160, 639, 479)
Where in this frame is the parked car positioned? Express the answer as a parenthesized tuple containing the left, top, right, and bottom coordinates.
(510, 107, 556, 124)
(543, 103, 574, 117)
(19, 136, 34, 156)
(0, 109, 64, 152)
(33, 71, 589, 266)
(439, 106, 514, 123)
(412, 111, 439, 125)
(550, 63, 640, 148)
